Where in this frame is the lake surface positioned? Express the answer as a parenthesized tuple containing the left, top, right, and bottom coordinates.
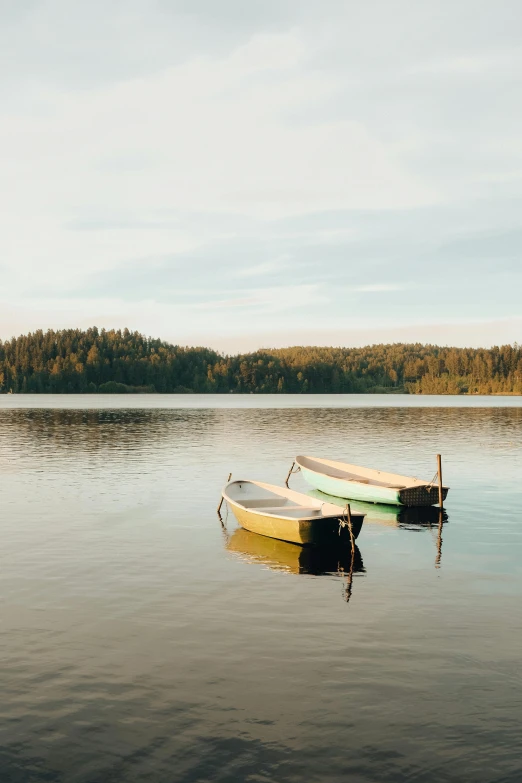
(1, 397, 521, 782)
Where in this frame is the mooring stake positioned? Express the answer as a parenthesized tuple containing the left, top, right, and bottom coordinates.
(285, 461, 296, 488)
(217, 472, 232, 516)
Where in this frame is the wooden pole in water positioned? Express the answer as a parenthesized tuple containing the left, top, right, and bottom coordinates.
(285, 461, 295, 488)
(437, 454, 443, 508)
(217, 472, 232, 516)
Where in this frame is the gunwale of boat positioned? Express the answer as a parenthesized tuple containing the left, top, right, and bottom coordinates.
(296, 455, 449, 492)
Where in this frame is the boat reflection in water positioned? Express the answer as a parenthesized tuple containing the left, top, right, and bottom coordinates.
(226, 527, 365, 602)
(308, 489, 448, 525)
(307, 489, 448, 566)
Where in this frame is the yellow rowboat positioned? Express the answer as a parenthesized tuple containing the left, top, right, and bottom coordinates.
(296, 456, 450, 507)
(222, 480, 365, 546)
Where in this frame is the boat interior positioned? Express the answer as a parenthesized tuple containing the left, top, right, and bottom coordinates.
(240, 499, 322, 517)
(226, 480, 339, 518)
(297, 456, 423, 489)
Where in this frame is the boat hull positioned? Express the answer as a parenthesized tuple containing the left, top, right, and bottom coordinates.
(301, 466, 449, 506)
(300, 466, 402, 505)
(398, 485, 449, 506)
(229, 501, 363, 546)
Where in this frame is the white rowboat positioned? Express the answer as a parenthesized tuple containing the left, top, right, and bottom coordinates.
(296, 456, 449, 507)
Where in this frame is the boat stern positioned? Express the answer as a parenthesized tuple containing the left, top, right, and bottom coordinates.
(399, 485, 449, 507)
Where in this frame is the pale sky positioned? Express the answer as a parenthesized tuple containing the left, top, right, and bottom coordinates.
(1, 0, 521, 351)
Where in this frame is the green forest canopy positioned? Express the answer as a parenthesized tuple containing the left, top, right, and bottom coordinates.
(0, 327, 521, 394)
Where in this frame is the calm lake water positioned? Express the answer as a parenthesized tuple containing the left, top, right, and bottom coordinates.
(1, 396, 521, 782)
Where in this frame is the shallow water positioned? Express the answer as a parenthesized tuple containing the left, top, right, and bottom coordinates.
(0, 399, 521, 782)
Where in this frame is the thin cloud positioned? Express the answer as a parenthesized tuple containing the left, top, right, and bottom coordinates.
(234, 257, 291, 278)
(192, 284, 326, 312)
(352, 283, 414, 292)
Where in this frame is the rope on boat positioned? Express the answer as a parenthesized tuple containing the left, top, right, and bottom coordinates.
(425, 470, 439, 493)
(217, 472, 232, 516)
(339, 503, 355, 556)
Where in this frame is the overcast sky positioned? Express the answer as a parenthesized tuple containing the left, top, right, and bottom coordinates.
(1, 0, 521, 351)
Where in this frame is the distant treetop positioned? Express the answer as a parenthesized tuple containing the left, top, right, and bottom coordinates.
(0, 327, 520, 394)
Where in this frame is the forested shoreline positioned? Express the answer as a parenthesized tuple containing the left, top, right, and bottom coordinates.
(0, 328, 521, 395)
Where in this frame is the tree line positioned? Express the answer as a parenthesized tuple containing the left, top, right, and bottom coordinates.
(0, 327, 521, 394)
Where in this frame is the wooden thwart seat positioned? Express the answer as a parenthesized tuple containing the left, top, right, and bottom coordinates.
(262, 506, 322, 518)
(240, 499, 290, 508)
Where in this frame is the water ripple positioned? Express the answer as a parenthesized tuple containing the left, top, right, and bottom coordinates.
(0, 405, 521, 781)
